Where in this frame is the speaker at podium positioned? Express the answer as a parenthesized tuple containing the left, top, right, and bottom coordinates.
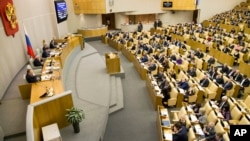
(105, 52, 120, 74)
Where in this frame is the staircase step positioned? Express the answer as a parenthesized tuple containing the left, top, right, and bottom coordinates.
(109, 77, 124, 114)
(109, 76, 117, 108)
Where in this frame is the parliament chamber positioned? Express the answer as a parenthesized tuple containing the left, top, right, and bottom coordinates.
(101, 1, 250, 140)
(2, 0, 250, 141)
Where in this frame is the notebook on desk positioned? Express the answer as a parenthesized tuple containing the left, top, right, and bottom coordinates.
(162, 120, 170, 127)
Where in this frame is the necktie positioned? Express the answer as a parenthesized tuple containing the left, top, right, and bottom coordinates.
(241, 79, 245, 87)
(235, 74, 239, 81)
(219, 101, 225, 109)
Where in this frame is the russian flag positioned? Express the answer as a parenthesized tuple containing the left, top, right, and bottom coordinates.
(24, 25, 35, 58)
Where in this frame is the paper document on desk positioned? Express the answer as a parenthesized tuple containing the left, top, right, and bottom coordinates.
(179, 88, 185, 94)
(45, 66, 60, 70)
(163, 133, 172, 141)
(194, 125, 204, 136)
(41, 75, 52, 81)
(187, 105, 193, 113)
(152, 81, 157, 86)
(161, 109, 168, 116)
(154, 86, 160, 92)
(190, 115, 198, 122)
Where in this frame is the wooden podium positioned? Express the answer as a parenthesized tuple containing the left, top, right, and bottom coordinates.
(105, 52, 120, 73)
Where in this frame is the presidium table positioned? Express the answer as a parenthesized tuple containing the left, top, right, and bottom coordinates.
(18, 35, 84, 141)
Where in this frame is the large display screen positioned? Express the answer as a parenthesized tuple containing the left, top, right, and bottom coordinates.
(163, 2, 173, 8)
(54, 0, 68, 23)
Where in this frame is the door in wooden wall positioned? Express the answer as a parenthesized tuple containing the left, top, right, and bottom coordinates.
(102, 13, 115, 30)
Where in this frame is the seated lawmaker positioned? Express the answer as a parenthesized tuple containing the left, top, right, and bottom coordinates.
(26, 69, 40, 83)
(218, 64, 229, 74)
(207, 56, 215, 67)
(146, 59, 157, 72)
(178, 78, 189, 91)
(42, 48, 50, 58)
(176, 56, 183, 65)
(207, 66, 218, 79)
(232, 70, 243, 83)
(33, 56, 43, 67)
(161, 86, 170, 108)
(200, 75, 210, 87)
(140, 52, 149, 63)
(240, 75, 250, 88)
(215, 74, 224, 85)
(172, 122, 188, 141)
(203, 122, 216, 141)
(49, 37, 57, 49)
(222, 78, 233, 95)
(184, 84, 196, 102)
(187, 66, 197, 77)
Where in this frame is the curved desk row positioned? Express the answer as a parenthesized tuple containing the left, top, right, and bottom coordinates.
(78, 26, 107, 38)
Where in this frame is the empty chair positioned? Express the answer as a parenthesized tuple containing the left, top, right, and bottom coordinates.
(238, 95, 250, 110)
(207, 110, 218, 124)
(188, 127, 196, 141)
(229, 105, 243, 124)
(167, 83, 179, 107)
(214, 119, 226, 134)
(171, 106, 187, 122)
(204, 81, 219, 100)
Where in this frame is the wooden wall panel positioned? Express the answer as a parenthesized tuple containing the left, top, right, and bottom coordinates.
(33, 94, 74, 141)
(73, 0, 106, 14)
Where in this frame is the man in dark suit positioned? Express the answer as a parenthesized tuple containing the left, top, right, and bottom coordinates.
(227, 68, 236, 78)
(161, 81, 172, 95)
(219, 64, 229, 74)
(140, 53, 148, 63)
(222, 78, 233, 95)
(238, 75, 250, 98)
(42, 48, 50, 58)
(187, 66, 197, 77)
(26, 69, 40, 83)
(215, 74, 224, 85)
(33, 56, 43, 67)
(194, 48, 204, 58)
(200, 75, 210, 87)
(178, 78, 190, 90)
(233, 70, 243, 83)
(161, 83, 171, 108)
(240, 75, 250, 88)
(49, 37, 57, 49)
(207, 57, 215, 67)
(172, 122, 188, 141)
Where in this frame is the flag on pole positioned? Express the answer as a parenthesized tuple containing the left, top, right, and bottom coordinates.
(24, 25, 35, 58)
